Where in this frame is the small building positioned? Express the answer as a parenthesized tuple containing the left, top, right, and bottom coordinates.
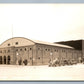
(0, 37, 82, 66)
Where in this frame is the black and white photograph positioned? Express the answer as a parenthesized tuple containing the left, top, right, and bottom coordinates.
(0, 3, 84, 81)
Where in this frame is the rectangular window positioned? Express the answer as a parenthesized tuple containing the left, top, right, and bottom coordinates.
(8, 50, 10, 53)
(16, 49, 18, 51)
(20, 49, 22, 51)
(0, 51, 2, 53)
(30, 57, 32, 60)
(4, 50, 6, 53)
(38, 57, 40, 59)
(55, 49, 56, 52)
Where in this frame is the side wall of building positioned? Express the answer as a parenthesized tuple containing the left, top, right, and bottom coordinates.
(0, 43, 82, 66)
(35, 44, 82, 65)
(82, 40, 84, 57)
(15, 45, 37, 65)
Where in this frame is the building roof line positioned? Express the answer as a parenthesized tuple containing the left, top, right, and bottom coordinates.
(0, 37, 74, 49)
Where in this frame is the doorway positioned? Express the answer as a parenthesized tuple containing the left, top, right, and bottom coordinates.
(7, 56, 11, 64)
(0, 56, 2, 64)
(4, 56, 6, 64)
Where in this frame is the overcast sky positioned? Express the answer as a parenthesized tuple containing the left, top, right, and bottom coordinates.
(0, 4, 83, 44)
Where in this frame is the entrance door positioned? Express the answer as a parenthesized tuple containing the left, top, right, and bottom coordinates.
(7, 56, 11, 64)
(0, 56, 2, 64)
(4, 56, 6, 64)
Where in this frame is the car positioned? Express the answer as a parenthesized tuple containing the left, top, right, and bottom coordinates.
(70, 59, 77, 65)
(48, 59, 60, 67)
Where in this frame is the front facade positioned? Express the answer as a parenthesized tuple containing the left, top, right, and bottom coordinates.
(0, 37, 82, 66)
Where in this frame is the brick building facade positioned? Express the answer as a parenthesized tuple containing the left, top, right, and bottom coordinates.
(0, 37, 82, 66)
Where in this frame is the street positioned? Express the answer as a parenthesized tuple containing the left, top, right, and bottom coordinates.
(0, 64, 84, 81)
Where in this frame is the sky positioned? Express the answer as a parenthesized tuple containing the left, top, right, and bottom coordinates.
(0, 4, 83, 44)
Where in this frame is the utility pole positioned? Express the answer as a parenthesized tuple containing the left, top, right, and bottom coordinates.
(11, 24, 13, 46)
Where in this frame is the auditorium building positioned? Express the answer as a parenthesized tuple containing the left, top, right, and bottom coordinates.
(0, 37, 83, 66)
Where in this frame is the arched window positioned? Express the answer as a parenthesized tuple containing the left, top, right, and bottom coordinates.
(30, 48, 32, 50)
(16, 42, 18, 45)
(25, 48, 27, 51)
